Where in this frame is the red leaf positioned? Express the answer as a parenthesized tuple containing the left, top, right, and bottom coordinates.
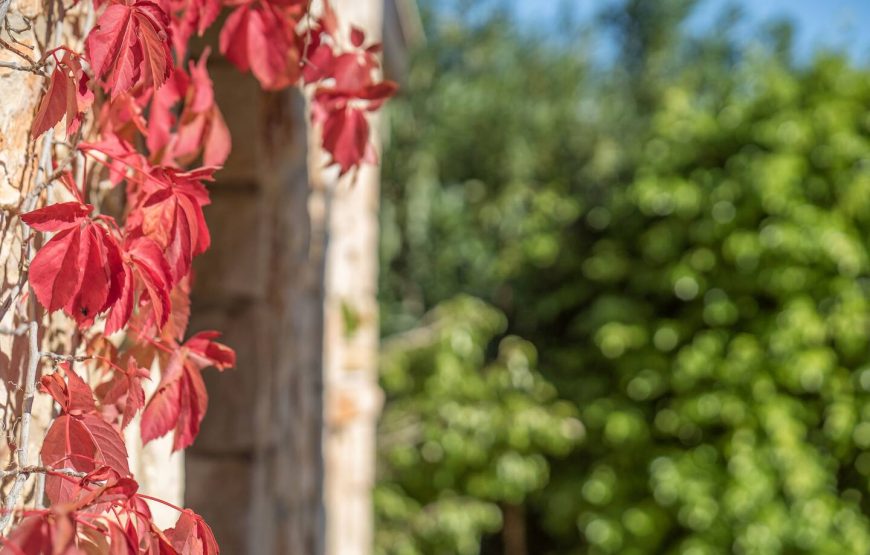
(107, 520, 138, 555)
(96, 93, 150, 147)
(320, 106, 369, 175)
(126, 167, 212, 284)
(80, 135, 147, 187)
(146, 49, 231, 167)
(41, 412, 130, 504)
(132, 238, 172, 325)
(219, 0, 302, 90)
(100, 358, 150, 429)
(21, 201, 91, 232)
(349, 26, 365, 48)
(29, 227, 82, 314)
(185, 331, 235, 370)
(106, 237, 172, 335)
(164, 510, 218, 555)
(70, 466, 139, 511)
(141, 332, 234, 451)
(301, 18, 396, 175)
(40, 365, 130, 504)
(28, 216, 124, 327)
(0, 513, 76, 555)
(32, 52, 93, 139)
(165, 276, 192, 342)
(39, 364, 97, 414)
(139, 356, 182, 446)
(168, 0, 222, 59)
(202, 104, 231, 167)
(104, 262, 134, 335)
(85, 0, 172, 97)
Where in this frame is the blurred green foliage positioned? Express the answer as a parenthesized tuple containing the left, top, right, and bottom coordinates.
(377, 1, 870, 554)
(377, 297, 582, 554)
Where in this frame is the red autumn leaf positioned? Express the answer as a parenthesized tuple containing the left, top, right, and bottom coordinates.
(99, 358, 150, 429)
(107, 520, 138, 555)
(146, 49, 231, 167)
(143, 519, 176, 554)
(202, 106, 231, 167)
(126, 167, 212, 283)
(68, 466, 139, 512)
(1, 469, 142, 554)
(40, 366, 130, 505)
(80, 134, 147, 187)
(130, 272, 190, 344)
(85, 0, 172, 97)
(139, 349, 204, 452)
(119, 496, 163, 553)
(301, 17, 381, 89)
(97, 91, 150, 144)
(20, 201, 92, 232)
(164, 510, 218, 555)
(311, 82, 396, 175)
(0, 512, 76, 555)
(145, 188, 198, 282)
(40, 363, 97, 414)
(129, 238, 172, 329)
(32, 51, 94, 139)
(350, 26, 365, 48)
(181, 50, 231, 167)
(105, 236, 172, 335)
(25, 205, 124, 327)
(140, 332, 234, 451)
(218, 0, 304, 90)
(303, 23, 396, 175)
(41, 412, 131, 504)
(45, 468, 138, 533)
(320, 106, 369, 175)
(145, 66, 187, 159)
(167, 0, 222, 60)
(185, 330, 235, 369)
(165, 275, 192, 343)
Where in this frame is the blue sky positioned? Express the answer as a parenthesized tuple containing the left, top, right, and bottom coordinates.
(506, 0, 870, 63)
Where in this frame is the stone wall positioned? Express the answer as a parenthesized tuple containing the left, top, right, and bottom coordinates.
(0, 0, 185, 526)
(0, 0, 80, 521)
(186, 59, 327, 553)
(185, 1, 388, 553)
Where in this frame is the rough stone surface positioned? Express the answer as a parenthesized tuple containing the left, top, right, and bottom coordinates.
(185, 2, 390, 553)
(188, 70, 327, 554)
(0, 0, 184, 525)
(0, 0, 73, 520)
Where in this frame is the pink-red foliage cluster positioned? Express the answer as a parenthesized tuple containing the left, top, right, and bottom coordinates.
(3, 0, 394, 551)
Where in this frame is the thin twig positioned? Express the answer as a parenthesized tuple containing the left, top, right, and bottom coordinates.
(0, 127, 55, 532)
(5, 16, 32, 36)
(0, 320, 39, 532)
(0, 37, 34, 64)
(0, 60, 46, 75)
(0, 325, 27, 336)
(23, 152, 74, 208)
(4, 17, 34, 52)
(32, 458, 44, 509)
(39, 351, 90, 363)
(1, 465, 87, 479)
(0, 284, 21, 328)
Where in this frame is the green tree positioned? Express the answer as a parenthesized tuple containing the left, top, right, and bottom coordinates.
(379, 2, 870, 553)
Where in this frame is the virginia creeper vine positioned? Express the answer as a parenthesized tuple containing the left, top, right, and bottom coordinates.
(0, 0, 394, 550)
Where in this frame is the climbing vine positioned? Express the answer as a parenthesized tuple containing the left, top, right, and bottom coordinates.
(0, 0, 393, 550)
